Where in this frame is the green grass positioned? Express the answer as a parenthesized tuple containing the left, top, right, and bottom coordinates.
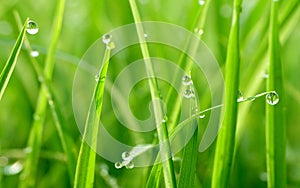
(0, 0, 299, 188)
(266, 0, 286, 187)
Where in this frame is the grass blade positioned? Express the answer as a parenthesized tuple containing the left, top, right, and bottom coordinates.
(19, 0, 65, 187)
(73, 44, 111, 188)
(128, 1, 176, 187)
(211, 0, 243, 187)
(178, 92, 199, 188)
(0, 18, 28, 101)
(266, 0, 286, 187)
(13, 11, 77, 184)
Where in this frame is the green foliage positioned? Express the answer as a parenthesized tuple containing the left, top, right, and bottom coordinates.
(0, 0, 299, 188)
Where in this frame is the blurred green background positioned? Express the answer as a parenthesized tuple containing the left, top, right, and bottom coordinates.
(0, 0, 299, 187)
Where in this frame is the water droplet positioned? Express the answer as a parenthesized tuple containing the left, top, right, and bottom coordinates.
(125, 161, 134, 169)
(259, 172, 268, 182)
(24, 147, 32, 153)
(183, 90, 195, 99)
(237, 91, 244, 102)
(26, 20, 39, 35)
(3, 161, 23, 175)
(199, 114, 205, 119)
(194, 28, 204, 36)
(114, 162, 122, 169)
(199, 0, 205, 6)
(121, 151, 131, 160)
(48, 99, 54, 106)
(102, 34, 112, 45)
(95, 73, 100, 82)
(100, 164, 109, 176)
(144, 33, 148, 38)
(30, 50, 39, 57)
(182, 75, 192, 86)
(33, 114, 40, 121)
(266, 91, 279, 105)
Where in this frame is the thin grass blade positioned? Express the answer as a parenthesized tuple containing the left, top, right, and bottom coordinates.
(266, 0, 286, 187)
(0, 18, 28, 101)
(73, 45, 111, 188)
(211, 0, 243, 187)
(128, 0, 176, 187)
(19, 0, 65, 187)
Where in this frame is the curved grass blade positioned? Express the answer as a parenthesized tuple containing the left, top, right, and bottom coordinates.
(19, 0, 65, 187)
(211, 0, 243, 187)
(0, 18, 28, 101)
(266, 0, 286, 187)
(73, 45, 111, 188)
(129, 0, 176, 187)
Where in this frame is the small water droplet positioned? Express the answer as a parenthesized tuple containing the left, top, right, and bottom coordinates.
(26, 20, 39, 35)
(121, 151, 131, 160)
(30, 50, 39, 57)
(114, 162, 122, 169)
(48, 99, 54, 106)
(237, 91, 244, 102)
(199, 114, 205, 119)
(194, 28, 204, 36)
(125, 161, 134, 169)
(183, 90, 195, 99)
(33, 114, 40, 121)
(266, 91, 279, 105)
(102, 34, 112, 45)
(24, 147, 32, 153)
(259, 172, 268, 182)
(199, 0, 205, 6)
(100, 164, 109, 176)
(182, 75, 192, 86)
(95, 73, 100, 82)
(144, 33, 148, 38)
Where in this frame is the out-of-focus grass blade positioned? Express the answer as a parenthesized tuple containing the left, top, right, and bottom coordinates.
(73, 45, 111, 188)
(14, 11, 77, 184)
(19, 0, 65, 187)
(266, 0, 286, 187)
(0, 18, 28, 101)
(212, 0, 243, 187)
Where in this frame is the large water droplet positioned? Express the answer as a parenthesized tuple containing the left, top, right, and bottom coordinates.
(199, 0, 205, 6)
(266, 91, 279, 105)
(30, 50, 39, 57)
(199, 114, 205, 119)
(183, 90, 195, 99)
(121, 151, 131, 161)
(125, 161, 134, 169)
(26, 20, 39, 35)
(114, 162, 122, 169)
(102, 34, 112, 45)
(182, 75, 192, 86)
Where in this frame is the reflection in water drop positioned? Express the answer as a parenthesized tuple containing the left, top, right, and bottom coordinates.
(266, 91, 279, 105)
(26, 20, 39, 35)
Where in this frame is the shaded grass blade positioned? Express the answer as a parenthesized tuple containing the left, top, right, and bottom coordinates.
(211, 0, 243, 187)
(0, 18, 28, 101)
(266, 0, 286, 187)
(128, 0, 176, 187)
(73, 46, 111, 188)
(19, 0, 65, 187)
